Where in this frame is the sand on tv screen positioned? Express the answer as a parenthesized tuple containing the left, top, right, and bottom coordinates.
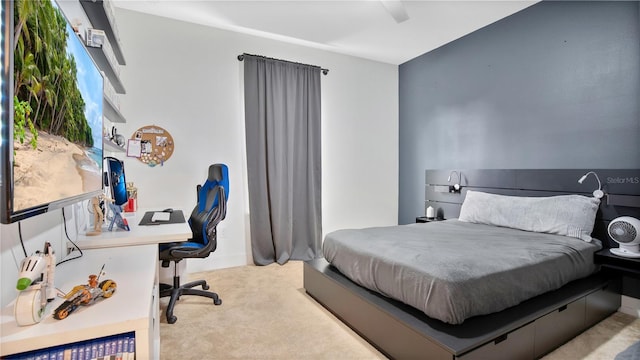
(13, 0, 103, 213)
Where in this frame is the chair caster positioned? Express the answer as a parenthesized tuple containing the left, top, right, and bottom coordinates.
(167, 315, 177, 324)
(202, 284, 210, 290)
(214, 298, 222, 306)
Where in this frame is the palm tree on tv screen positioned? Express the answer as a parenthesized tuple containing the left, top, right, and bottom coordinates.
(13, 0, 95, 149)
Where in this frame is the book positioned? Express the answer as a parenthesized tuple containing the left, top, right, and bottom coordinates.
(115, 337, 124, 360)
(127, 337, 135, 360)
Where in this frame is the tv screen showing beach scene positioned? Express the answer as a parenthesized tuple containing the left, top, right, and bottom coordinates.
(12, 0, 103, 215)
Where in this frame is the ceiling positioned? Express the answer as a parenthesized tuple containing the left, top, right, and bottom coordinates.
(113, 1, 538, 65)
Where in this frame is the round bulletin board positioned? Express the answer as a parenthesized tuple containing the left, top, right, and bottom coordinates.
(130, 125, 175, 167)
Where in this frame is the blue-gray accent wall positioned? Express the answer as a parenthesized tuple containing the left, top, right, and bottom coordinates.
(399, 1, 640, 225)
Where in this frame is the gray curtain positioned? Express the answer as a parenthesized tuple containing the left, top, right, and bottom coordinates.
(243, 55, 322, 265)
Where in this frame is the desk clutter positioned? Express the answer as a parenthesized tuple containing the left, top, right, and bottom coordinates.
(15, 254, 116, 326)
(53, 271, 117, 321)
(2, 244, 159, 358)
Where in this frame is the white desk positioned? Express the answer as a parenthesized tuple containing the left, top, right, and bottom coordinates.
(1, 245, 158, 358)
(74, 209, 192, 250)
(2, 209, 193, 358)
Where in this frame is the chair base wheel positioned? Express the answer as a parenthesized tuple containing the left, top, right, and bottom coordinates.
(160, 274, 222, 324)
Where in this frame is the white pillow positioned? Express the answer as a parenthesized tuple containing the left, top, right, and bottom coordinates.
(458, 190, 600, 242)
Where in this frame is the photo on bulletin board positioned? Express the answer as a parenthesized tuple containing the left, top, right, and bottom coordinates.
(129, 125, 175, 167)
(127, 139, 142, 158)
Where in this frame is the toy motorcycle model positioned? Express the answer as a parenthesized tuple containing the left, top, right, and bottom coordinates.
(53, 272, 116, 320)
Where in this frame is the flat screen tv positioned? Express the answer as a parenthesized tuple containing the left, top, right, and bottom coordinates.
(0, 0, 104, 224)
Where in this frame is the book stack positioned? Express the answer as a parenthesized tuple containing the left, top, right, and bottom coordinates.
(4, 332, 135, 360)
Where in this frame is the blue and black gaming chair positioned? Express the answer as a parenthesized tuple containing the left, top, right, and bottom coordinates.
(159, 163, 229, 324)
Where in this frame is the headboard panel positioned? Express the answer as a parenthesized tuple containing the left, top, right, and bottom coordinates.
(424, 169, 640, 248)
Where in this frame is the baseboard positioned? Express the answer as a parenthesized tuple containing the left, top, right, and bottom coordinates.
(619, 295, 640, 318)
(186, 253, 247, 273)
(158, 254, 247, 284)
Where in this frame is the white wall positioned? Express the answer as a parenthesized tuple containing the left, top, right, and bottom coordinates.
(114, 8, 398, 273)
(0, 6, 399, 307)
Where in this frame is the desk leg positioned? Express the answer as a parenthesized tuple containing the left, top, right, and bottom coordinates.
(152, 255, 160, 357)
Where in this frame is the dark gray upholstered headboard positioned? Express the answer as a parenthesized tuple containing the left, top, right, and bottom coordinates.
(425, 169, 640, 248)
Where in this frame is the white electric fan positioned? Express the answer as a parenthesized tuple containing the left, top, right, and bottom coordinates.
(608, 216, 640, 258)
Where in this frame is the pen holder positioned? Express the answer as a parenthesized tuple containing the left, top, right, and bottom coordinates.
(124, 198, 137, 213)
(124, 182, 138, 212)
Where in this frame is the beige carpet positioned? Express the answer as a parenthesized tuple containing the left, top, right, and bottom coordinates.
(160, 261, 640, 360)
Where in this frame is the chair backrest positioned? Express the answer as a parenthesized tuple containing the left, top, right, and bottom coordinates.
(198, 164, 229, 213)
(189, 164, 229, 247)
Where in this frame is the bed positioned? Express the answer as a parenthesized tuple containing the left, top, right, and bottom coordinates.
(324, 220, 601, 325)
(304, 169, 640, 359)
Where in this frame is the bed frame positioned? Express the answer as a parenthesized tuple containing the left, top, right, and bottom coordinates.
(304, 169, 640, 359)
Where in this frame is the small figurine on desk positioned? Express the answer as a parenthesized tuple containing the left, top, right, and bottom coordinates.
(107, 202, 130, 231)
(86, 195, 106, 236)
(14, 242, 56, 326)
(53, 265, 117, 320)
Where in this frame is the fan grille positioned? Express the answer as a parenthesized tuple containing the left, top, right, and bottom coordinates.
(609, 221, 637, 244)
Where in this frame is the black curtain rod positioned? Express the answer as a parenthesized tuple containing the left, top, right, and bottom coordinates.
(237, 53, 329, 75)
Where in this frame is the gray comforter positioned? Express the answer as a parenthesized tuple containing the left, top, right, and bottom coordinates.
(323, 220, 601, 324)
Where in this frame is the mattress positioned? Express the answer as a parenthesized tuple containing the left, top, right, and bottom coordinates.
(322, 220, 601, 324)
